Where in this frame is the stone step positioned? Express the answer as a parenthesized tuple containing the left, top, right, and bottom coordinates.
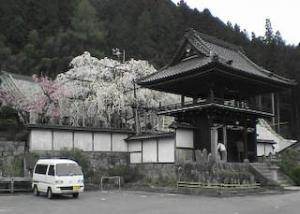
(250, 163, 294, 187)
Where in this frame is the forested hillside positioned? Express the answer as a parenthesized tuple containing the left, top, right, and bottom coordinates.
(0, 0, 300, 137)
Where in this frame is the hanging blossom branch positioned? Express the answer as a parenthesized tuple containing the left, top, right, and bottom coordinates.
(0, 88, 32, 123)
(56, 51, 179, 128)
(0, 74, 68, 124)
(31, 74, 68, 119)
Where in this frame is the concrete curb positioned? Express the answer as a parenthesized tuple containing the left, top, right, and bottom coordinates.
(122, 184, 290, 197)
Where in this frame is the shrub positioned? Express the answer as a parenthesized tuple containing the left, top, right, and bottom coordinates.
(278, 149, 300, 185)
(290, 166, 300, 186)
(2, 158, 23, 177)
(107, 166, 141, 183)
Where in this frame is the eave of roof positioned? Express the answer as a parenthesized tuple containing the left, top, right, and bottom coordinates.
(158, 102, 274, 118)
(138, 29, 296, 88)
(257, 139, 276, 144)
(27, 124, 135, 134)
(125, 132, 175, 141)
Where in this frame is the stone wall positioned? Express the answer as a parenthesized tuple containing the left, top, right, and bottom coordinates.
(0, 140, 25, 156)
(177, 161, 255, 185)
(0, 140, 25, 177)
(26, 151, 130, 171)
(133, 163, 177, 184)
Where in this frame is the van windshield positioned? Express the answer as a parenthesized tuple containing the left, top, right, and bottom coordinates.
(56, 163, 83, 176)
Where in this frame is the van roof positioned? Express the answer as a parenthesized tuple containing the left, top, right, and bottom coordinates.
(36, 159, 78, 165)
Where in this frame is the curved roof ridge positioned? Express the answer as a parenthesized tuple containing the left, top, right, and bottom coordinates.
(237, 50, 296, 84)
(195, 30, 243, 52)
(186, 29, 212, 56)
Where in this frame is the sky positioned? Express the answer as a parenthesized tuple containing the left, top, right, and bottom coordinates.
(172, 0, 300, 45)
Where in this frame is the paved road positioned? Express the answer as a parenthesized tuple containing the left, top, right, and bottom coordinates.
(0, 190, 300, 214)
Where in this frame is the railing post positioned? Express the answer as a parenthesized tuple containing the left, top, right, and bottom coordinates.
(181, 95, 185, 107)
(209, 89, 215, 103)
(10, 177, 14, 194)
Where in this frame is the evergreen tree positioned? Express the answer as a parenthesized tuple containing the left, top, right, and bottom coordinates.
(264, 18, 274, 44)
(69, 0, 105, 57)
(0, 35, 12, 70)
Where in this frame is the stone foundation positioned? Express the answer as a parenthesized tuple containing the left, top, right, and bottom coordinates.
(26, 151, 130, 171)
(133, 163, 177, 184)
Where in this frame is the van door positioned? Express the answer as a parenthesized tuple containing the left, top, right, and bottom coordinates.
(47, 165, 55, 188)
(34, 164, 48, 192)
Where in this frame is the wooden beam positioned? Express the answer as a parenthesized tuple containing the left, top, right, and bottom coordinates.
(243, 120, 248, 161)
(276, 93, 281, 133)
(271, 93, 275, 126)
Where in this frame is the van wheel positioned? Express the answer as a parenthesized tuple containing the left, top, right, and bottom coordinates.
(33, 186, 39, 196)
(47, 188, 53, 199)
(73, 193, 79, 198)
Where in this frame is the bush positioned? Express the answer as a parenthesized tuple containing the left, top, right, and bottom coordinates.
(2, 158, 23, 177)
(107, 166, 141, 183)
(291, 166, 300, 186)
(278, 149, 300, 185)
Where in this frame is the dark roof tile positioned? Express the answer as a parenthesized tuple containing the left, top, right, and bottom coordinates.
(138, 29, 296, 86)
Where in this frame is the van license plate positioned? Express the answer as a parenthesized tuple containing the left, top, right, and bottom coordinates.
(73, 186, 80, 191)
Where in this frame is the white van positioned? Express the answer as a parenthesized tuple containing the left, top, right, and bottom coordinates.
(32, 159, 84, 199)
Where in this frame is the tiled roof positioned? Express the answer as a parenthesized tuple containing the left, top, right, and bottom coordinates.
(140, 57, 212, 84)
(0, 71, 41, 102)
(138, 29, 296, 86)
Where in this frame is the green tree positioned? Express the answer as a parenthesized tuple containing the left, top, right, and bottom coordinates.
(264, 18, 274, 44)
(70, 0, 105, 57)
(0, 35, 12, 70)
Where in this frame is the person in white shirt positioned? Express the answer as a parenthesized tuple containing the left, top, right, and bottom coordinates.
(217, 142, 227, 161)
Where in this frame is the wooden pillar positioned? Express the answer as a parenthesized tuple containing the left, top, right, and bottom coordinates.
(253, 120, 258, 162)
(210, 127, 218, 161)
(193, 97, 197, 104)
(257, 95, 262, 110)
(181, 95, 185, 106)
(223, 125, 227, 162)
(271, 93, 275, 127)
(243, 121, 248, 162)
(276, 93, 281, 133)
(223, 126, 227, 147)
(209, 88, 215, 102)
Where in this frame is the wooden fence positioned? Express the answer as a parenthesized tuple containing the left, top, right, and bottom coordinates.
(0, 177, 32, 193)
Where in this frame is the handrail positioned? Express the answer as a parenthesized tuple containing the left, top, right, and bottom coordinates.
(159, 97, 272, 114)
(0, 177, 32, 193)
(100, 176, 121, 191)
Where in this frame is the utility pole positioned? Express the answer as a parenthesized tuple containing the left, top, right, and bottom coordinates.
(133, 80, 140, 135)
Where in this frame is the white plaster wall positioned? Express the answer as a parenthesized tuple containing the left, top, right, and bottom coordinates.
(53, 131, 73, 151)
(94, 133, 111, 151)
(112, 133, 128, 152)
(30, 130, 52, 151)
(74, 132, 93, 151)
(176, 129, 194, 148)
(158, 138, 175, 163)
(143, 140, 157, 163)
(257, 143, 275, 156)
(130, 152, 142, 163)
(128, 141, 142, 152)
